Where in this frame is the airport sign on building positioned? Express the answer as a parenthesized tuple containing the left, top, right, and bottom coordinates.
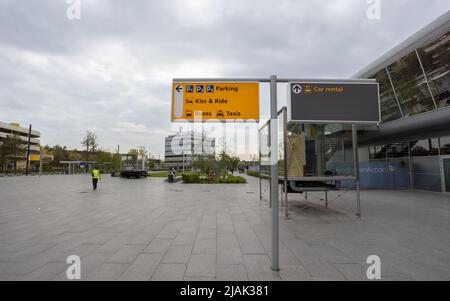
(171, 82, 259, 122)
(288, 81, 380, 124)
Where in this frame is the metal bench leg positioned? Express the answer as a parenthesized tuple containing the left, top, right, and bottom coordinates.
(280, 184, 284, 207)
(325, 191, 328, 208)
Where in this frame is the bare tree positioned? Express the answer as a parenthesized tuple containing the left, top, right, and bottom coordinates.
(81, 131, 98, 164)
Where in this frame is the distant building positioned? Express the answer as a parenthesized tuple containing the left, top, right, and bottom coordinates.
(0, 122, 41, 170)
(165, 131, 215, 171)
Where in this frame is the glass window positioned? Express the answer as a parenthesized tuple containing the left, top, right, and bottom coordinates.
(409, 138, 439, 156)
(440, 136, 450, 155)
(417, 31, 450, 108)
(372, 69, 402, 122)
(369, 145, 385, 160)
(386, 142, 409, 158)
(387, 52, 435, 116)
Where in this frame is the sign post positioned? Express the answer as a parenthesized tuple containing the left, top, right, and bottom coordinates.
(269, 75, 279, 271)
(286, 79, 379, 218)
(172, 77, 379, 271)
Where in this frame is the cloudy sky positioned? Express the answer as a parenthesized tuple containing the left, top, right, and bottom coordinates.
(0, 0, 448, 158)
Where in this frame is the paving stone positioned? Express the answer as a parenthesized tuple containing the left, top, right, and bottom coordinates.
(173, 233, 196, 246)
(162, 245, 192, 264)
(144, 238, 173, 253)
(197, 228, 216, 239)
(243, 254, 281, 281)
(279, 264, 311, 281)
(185, 254, 216, 277)
(24, 262, 68, 281)
(192, 238, 216, 254)
(217, 234, 243, 265)
(96, 237, 129, 253)
(107, 245, 145, 263)
(86, 263, 129, 281)
(215, 264, 248, 280)
(119, 253, 163, 281)
(184, 276, 216, 281)
(151, 263, 186, 281)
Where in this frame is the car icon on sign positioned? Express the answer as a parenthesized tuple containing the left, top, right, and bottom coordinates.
(217, 110, 224, 118)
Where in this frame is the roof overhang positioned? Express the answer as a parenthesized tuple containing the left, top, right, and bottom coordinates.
(358, 106, 450, 146)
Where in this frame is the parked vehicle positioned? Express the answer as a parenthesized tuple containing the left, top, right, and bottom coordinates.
(120, 154, 148, 179)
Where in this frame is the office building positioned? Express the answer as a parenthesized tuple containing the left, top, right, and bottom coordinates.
(165, 131, 215, 171)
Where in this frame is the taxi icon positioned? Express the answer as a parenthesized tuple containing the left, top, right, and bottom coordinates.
(217, 110, 224, 118)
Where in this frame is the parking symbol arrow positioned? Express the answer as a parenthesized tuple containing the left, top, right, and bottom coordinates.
(176, 85, 183, 93)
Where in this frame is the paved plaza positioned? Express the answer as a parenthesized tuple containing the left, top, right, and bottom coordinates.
(0, 174, 449, 281)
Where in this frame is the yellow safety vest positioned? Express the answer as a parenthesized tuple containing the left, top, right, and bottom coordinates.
(92, 169, 101, 179)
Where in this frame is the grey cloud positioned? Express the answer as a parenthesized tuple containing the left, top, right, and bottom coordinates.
(0, 0, 448, 157)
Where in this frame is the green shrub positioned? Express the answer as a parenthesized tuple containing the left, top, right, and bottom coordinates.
(182, 173, 246, 184)
(216, 176, 247, 184)
(182, 173, 202, 183)
(246, 170, 260, 177)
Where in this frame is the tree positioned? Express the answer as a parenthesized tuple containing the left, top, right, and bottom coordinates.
(0, 134, 26, 172)
(128, 148, 138, 156)
(81, 131, 98, 163)
(51, 145, 69, 164)
(193, 154, 214, 174)
(228, 155, 240, 175)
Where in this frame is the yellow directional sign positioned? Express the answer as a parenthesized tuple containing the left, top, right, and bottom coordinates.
(29, 154, 40, 161)
(171, 82, 259, 121)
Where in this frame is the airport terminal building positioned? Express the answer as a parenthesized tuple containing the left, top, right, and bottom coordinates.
(354, 11, 450, 193)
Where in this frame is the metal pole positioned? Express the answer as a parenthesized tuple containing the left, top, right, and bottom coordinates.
(182, 151, 185, 173)
(407, 142, 413, 191)
(352, 124, 361, 217)
(268, 121, 272, 209)
(258, 130, 262, 204)
(25, 124, 32, 176)
(270, 75, 279, 271)
(39, 145, 43, 176)
(283, 107, 289, 219)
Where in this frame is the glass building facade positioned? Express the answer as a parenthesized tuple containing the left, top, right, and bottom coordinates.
(360, 24, 450, 192)
(372, 31, 449, 122)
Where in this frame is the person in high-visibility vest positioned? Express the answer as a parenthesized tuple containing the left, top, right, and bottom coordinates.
(91, 167, 101, 190)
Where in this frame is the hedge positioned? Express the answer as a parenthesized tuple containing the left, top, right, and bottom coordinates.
(182, 173, 247, 184)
